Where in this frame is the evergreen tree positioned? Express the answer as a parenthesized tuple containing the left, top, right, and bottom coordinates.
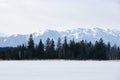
(69, 39, 75, 59)
(45, 38, 51, 58)
(88, 41, 95, 59)
(56, 37, 62, 58)
(80, 40, 86, 59)
(63, 36, 69, 59)
(50, 39, 55, 53)
(27, 34, 34, 59)
(106, 42, 111, 59)
(0, 35, 120, 60)
(37, 39, 44, 59)
(18, 44, 26, 59)
(94, 38, 107, 60)
(49, 39, 55, 58)
(28, 34, 34, 49)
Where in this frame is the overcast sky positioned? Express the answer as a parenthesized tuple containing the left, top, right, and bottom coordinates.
(0, 0, 120, 34)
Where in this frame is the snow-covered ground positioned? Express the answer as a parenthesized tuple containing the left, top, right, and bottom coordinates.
(0, 60, 119, 80)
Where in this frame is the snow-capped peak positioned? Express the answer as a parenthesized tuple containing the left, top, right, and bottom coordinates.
(0, 27, 120, 47)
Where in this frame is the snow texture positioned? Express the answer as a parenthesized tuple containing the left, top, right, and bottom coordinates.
(0, 60, 119, 80)
(1, 28, 120, 47)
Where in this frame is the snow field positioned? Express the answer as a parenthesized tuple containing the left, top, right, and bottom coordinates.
(0, 60, 119, 80)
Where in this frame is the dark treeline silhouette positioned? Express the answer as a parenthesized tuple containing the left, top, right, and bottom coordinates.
(0, 34, 120, 60)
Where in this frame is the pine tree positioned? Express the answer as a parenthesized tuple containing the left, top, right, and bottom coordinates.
(56, 37, 62, 58)
(28, 34, 34, 49)
(27, 34, 34, 59)
(37, 39, 44, 59)
(81, 40, 86, 59)
(94, 38, 107, 60)
(50, 39, 55, 53)
(69, 39, 75, 59)
(18, 44, 26, 59)
(45, 38, 51, 58)
(106, 42, 111, 59)
(63, 36, 69, 59)
(50, 39, 55, 58)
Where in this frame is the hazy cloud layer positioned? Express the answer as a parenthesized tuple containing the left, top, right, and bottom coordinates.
(0, 0, 120, 34)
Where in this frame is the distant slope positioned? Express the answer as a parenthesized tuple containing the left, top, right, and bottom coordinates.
(0, 28, 120, 47)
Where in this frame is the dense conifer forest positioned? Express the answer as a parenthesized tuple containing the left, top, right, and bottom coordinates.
(0, 34, 120, 60)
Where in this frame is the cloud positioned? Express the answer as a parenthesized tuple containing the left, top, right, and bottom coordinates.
(0, 0, 119, 34)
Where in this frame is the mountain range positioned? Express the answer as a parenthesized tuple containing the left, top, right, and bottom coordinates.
(0, 28, 120, 47)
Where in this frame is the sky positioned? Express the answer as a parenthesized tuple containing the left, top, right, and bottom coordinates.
(0, 0, 120, 34)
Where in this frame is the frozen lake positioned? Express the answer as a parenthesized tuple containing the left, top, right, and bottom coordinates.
(0, 60, 119, 80)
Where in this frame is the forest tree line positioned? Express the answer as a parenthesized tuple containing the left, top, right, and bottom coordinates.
(0, 34, 120, 60)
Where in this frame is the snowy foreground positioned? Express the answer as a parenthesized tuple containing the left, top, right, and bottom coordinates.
(0, 60, 119, 80)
